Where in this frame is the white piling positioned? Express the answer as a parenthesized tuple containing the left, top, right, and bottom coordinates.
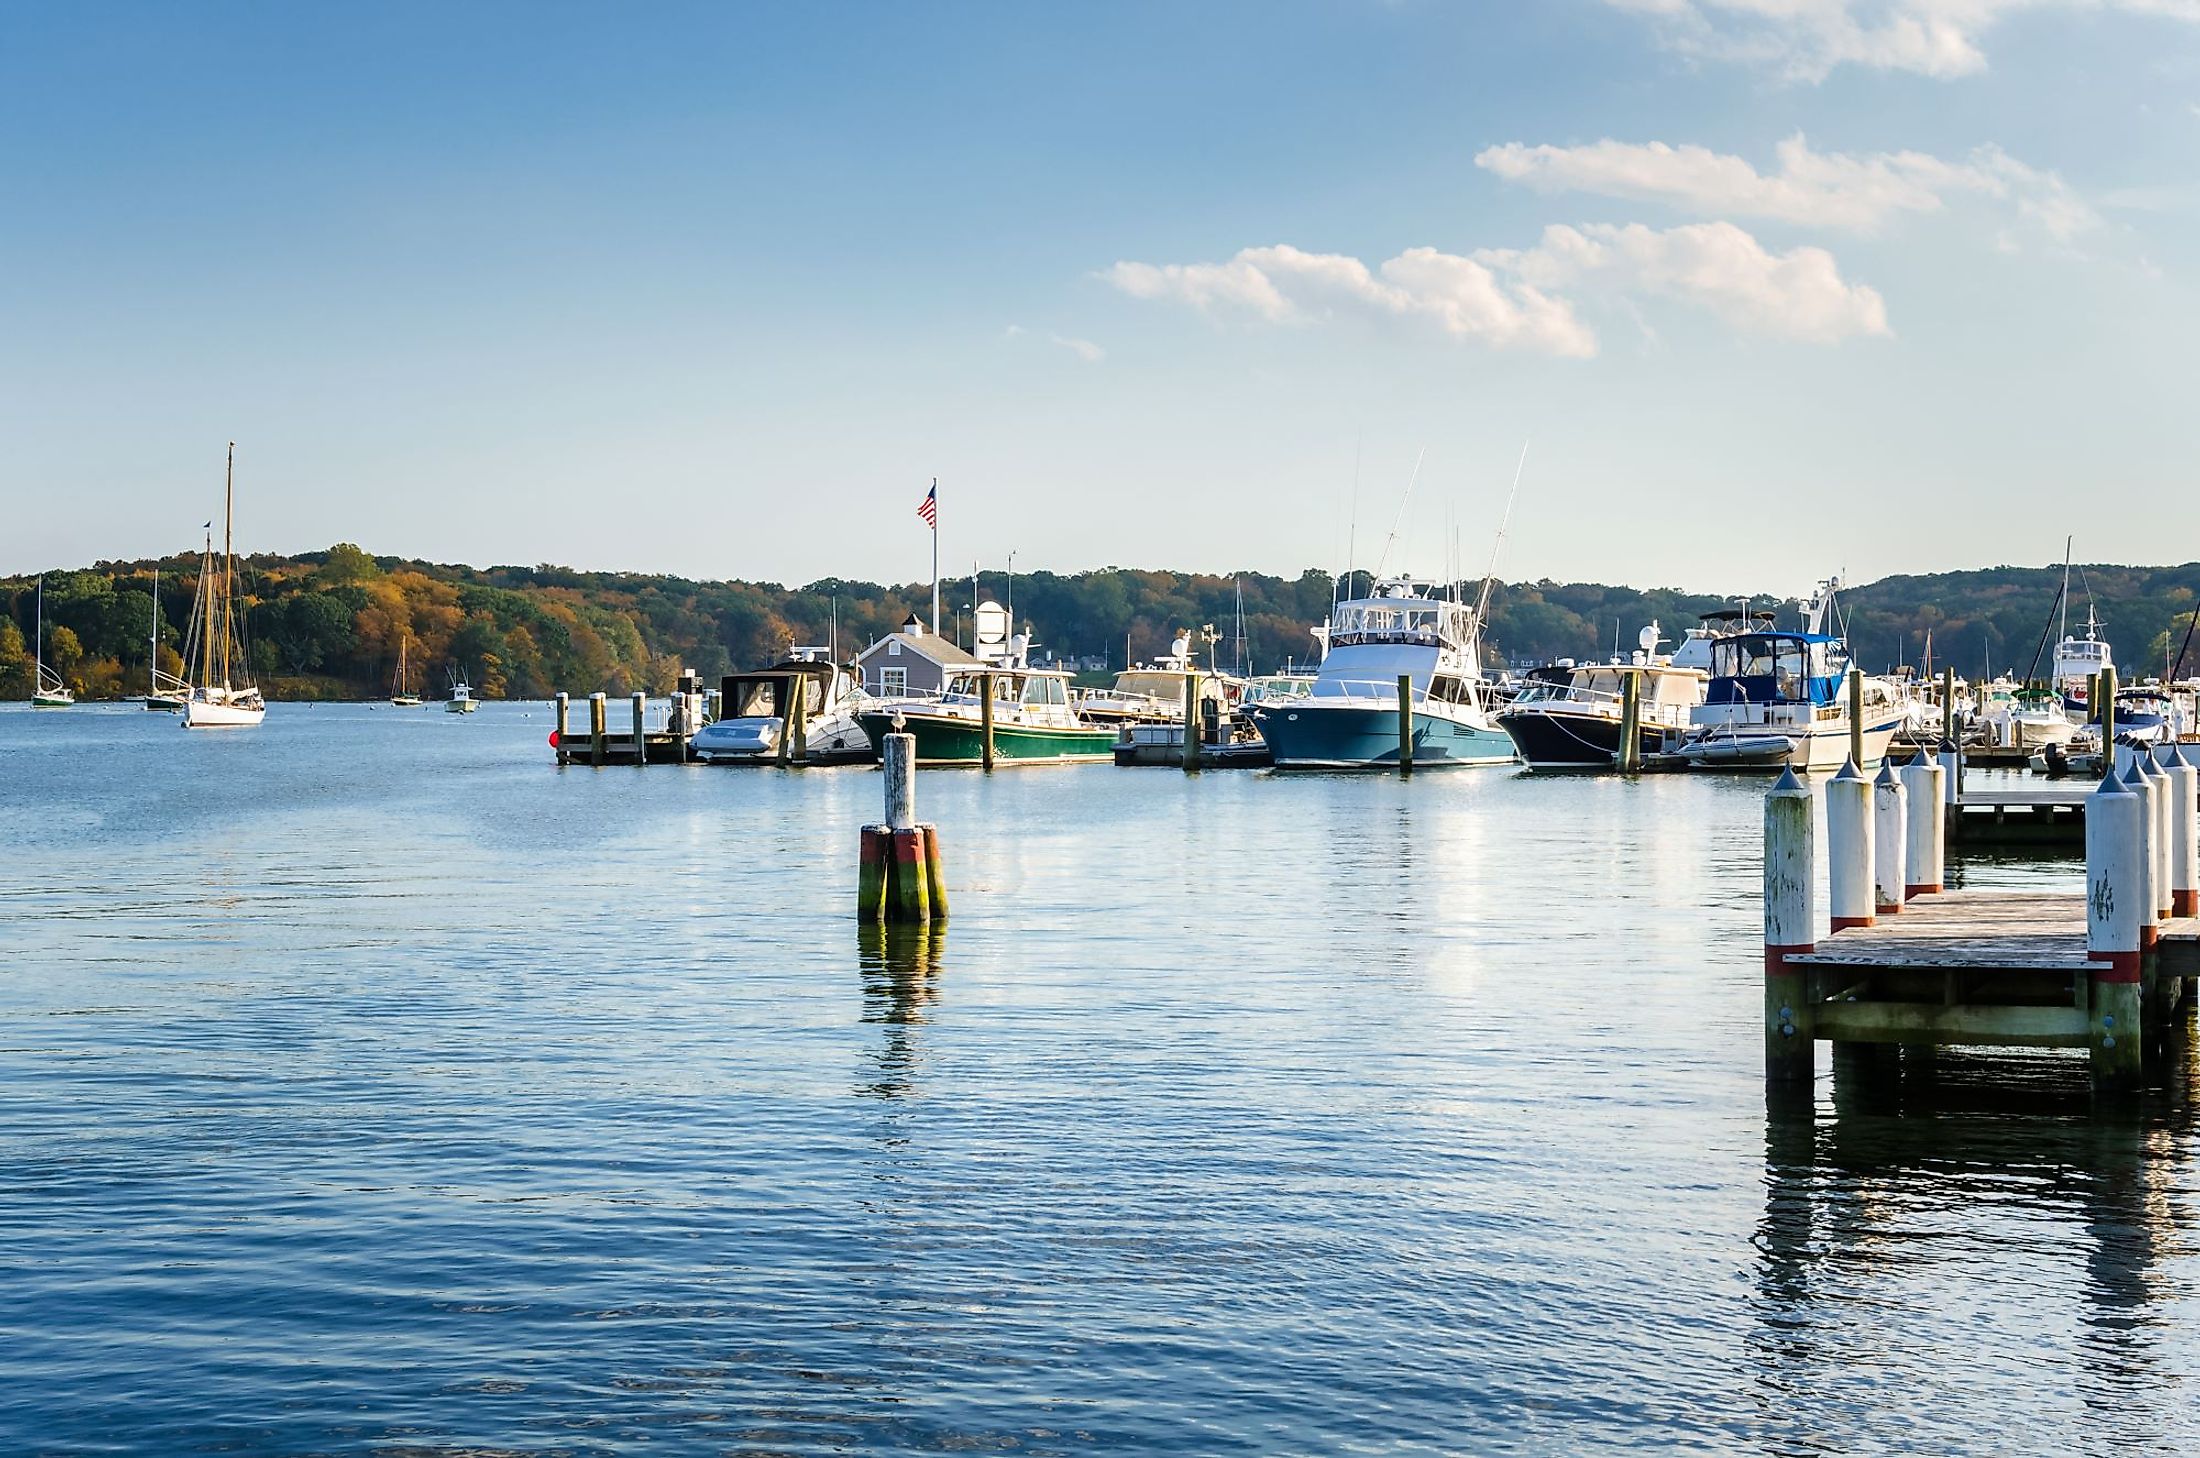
(883, 732, 917, 831)
(1900, 751, 1945, 896)
(1827, 758, 1874, 931)
(2086, 767, 2144, 1089)
(1873, 761, 1907, 915)
(2141, 752, 2173, 920)
(1764, 767, 1816, 1084)
(1937, 738, 1962, 808)
(2122, 759, 2159, 951)
(2167, 752, 2199, 918)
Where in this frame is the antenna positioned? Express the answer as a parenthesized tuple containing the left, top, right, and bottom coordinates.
(1343, 433, 1362, 605)
(1473, 440, 1529, 625)
(1372, 447, 1425, 580)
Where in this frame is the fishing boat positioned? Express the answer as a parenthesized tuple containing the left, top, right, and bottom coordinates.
(29, 576, 74, 707)
(144, 566, 186, 710)
(1668, 579, 1901, 771)
(390, 634, 424, 706)
(693, 650, 876, 764)
(1247, 577, 1514, 769)
(1076, 632, 1235, 727)
(1495, 623, 1709, 768)
(180, 445, 266, 729)
(445, 668, 478, 714)
(855, 663, 1115, 765)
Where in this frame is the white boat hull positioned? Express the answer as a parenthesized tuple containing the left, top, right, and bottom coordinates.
(183, 696, 266, 728)
(1677, 716, 1902, 771)
(693, 710, 875, 764)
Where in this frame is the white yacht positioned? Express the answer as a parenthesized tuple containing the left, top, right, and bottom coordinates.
(1495, 622, 1709, 768)
(1248, 577, 1513, 769)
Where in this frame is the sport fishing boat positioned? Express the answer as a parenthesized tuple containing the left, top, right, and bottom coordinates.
(1076, 633, 1235, 727)
(1247, 577, 1513, 769)
(1495, 623, 1709, 768)
(181, 445, 266, 729)
(29, 576, 74, 707)
(445, 668, 478, 713)
(693, 651, 876, 765)
(855, 663, 1115, 765)
(1669, 579, 1902, 771)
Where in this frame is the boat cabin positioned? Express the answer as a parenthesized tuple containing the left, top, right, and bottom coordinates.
(721, 659, 843, 720)
(1705, 632, 1847, 707)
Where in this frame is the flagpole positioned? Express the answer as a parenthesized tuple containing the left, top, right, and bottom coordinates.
(930, 476, 940, 637)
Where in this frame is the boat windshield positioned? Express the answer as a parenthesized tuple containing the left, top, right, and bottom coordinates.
(1707, 634, 1842, 706)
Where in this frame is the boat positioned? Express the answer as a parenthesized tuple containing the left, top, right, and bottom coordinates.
(693, 650, 877, 764)
(29, 575, 74, 707)
(445, 667, 477, 713)
(1495, 622, 1709, 768)
(1976, 678, 2077, 751)
(390, 634, 424, 706)
(1668, 579, 1903, 771)
(1247, 577, 1515, 769)
(2107, 685, 2177, 747)
(2050, 546, 2110, 716)
(855, 662, 1115, 765)
(144, 566, 185, 710)
(1076, 633, 1236, 727)
(180, 444, 266, 729)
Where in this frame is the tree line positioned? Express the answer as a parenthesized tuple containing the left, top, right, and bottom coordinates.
(5, 545, 2197, 701)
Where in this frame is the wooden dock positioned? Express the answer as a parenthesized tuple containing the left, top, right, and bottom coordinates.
(1944, 783, 2088, 843)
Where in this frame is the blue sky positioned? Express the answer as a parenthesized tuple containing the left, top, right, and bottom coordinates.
(3, 1, 2196, 594)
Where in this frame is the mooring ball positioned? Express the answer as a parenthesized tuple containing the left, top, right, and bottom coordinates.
(548, 731, 561, 747)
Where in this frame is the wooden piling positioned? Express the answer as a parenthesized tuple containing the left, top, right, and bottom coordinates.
(1873, 761, 1907, 916)
(2100, 664, 2117, 744)
(2086, 767, 2144, 1091)
(589, 692, 607, 767)
(1397, 674, 1414, 777)
(980, 672, 996, 771)
(554, 691, 569, 758)
(1828, 758, 1875, 930)
(1940, 666, 1955, 747)
(865, 732, 945, 925)
(890, 828, 931, 922)
(857, 825, 891, 919)
(1182, 670, 1201, 772)
(791, 676, 810, 766)
(921, 824, 949, 921)
(884, 731, 916, 830)
(631, 691, 647, 767)
(1764, 767, 1816, 1085)
(1617, 670, 1642, 774)
(1902, 751, 1945, 896)
(1848, 668, 1866, 768)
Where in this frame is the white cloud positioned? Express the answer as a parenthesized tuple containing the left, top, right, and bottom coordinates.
(1476, 134, 2098, 241)
(1101, 244, 1597, 356)
(1002, 323, 1106, 363)
(1476, 221, 1891, 342)
(1604, 0, 2200, 81)
(1101, 223, 1889, 352)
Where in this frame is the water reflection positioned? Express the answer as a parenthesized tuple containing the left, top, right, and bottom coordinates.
(1755, 1042, 2198, 1454)
(855, 924, 945, 1101)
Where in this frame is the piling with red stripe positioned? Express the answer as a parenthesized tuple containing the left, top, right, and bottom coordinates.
(2168, 753, 2199, 918)
(1900, 750, 1945, 897)
(2139, 751, 2172, 921)
(2086, 766, 2143, 1092)
(860, 729, 947, 925)
(1827, 757, 1874, 931)
(1872, 761, 1907, 916)
(2122, 759, 2159, 952)
(1764, 767, 1816, 1086)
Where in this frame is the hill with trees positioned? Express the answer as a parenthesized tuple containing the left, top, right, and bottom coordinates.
(4, 546, 2197, 701)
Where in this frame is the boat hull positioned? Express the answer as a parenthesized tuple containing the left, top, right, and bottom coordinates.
(1254, 702, 1516, 770)
(1495, 707, 1668, 768)
(182, 697, 266, 729)
(1676, 715, 1902, 771)
(856, 711, 1115, 765)
(695, 712, 877, 765)
(31, 693, 74, 708)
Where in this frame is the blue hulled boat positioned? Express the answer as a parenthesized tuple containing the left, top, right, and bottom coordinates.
(1247, 578, 1515, 770)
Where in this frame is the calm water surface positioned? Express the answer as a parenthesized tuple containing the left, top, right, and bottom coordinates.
(2, 703, 2195, 1454)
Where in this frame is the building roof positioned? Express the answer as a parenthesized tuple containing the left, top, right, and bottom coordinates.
(857, 626, 983, 668)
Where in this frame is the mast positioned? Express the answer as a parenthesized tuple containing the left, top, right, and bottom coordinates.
(196, 530, 216, 692)
(151, 567, 159, 693)
(220, 443, 235, 691)
(1473, 441, 1530, 627)
(34, 575, 43, 683)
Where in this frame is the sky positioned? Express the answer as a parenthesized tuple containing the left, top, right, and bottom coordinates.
(2, 0, 2197, 596)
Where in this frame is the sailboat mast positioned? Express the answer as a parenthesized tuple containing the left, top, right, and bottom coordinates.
(197, 531, 216, 691)
(151, 566, 159, 693)
(220, 443, 235, 690)
(34, 575, 44, 681)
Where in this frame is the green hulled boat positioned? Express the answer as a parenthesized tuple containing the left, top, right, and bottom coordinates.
(857, 666, 1115, 765)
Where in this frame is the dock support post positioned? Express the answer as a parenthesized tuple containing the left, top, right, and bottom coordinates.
(1901, 751, 1944, 896)
(1873, 762, 1907, 916)
(2141, 752, 2172, 921)
(2100, 664, 2117, 747)
(1182, 670, 1201, 772)
(1940, 666, 1955, 747)
(980, 672, 996, 772)
(631, 691, 647, 766)
(1828, 758, 1874, 930)
(1617, 670, 1642, 774)
(2168, 754, 2198, 917)
(1848, 668, 1866, 768)
(1765, 767, 1817, 1087)
(554, 691, 569, 762)
(1397, 674, 1414, 777)
(2123, 759, 2160, 953)
(589, 692, 607, 767)
(2087, 767, 2144, 1092)
(864, 731, 945, 925)
(791, 676, 809, 766)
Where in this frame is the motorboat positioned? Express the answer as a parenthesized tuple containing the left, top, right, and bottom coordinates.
(856, 661, 1115, 765)
(1075, 633, 1235, 727)
(1495, 622, 1708, 768)
(696, 651, 877, 764)
(1248, 577, 1514, 769)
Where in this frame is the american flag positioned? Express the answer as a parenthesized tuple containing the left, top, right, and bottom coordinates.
(917, 482, 937, 529)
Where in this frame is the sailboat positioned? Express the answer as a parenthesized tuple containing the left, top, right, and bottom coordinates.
(180, 443, 267, 729)
(145, 565, 186, 710)
(390, 633, 423, 706)
(30, 575, 75, 707)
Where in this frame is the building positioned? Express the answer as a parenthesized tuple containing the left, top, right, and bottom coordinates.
(855, 613, 984, 698)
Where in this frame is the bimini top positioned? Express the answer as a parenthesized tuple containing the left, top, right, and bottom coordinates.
(1705, 631, 1850, 707)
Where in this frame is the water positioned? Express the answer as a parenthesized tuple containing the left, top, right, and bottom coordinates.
(2, 703, 2195, 1454)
